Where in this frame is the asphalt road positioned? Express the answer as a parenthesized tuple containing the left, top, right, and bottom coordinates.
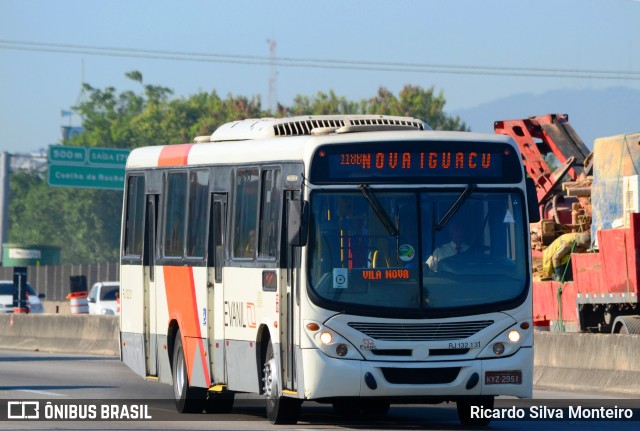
(0, 349, 638, 430)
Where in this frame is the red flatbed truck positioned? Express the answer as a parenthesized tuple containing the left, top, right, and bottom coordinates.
(495, 114, 640, 333)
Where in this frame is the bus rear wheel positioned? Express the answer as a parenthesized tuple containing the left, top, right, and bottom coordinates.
(172, 330, 206, 413)
(263, 343, 301, 424)
(456, 396, 494, 427)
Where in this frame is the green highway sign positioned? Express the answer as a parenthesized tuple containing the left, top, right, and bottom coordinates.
(48, 145, 130, 190)
(88, 147, 130, 166)
(48, 146, 87, 164)
(48, 164, 125, 190)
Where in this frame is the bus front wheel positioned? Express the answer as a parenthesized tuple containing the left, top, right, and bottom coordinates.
(332, 399, 390, 419)
(172, 330, 206, 413)
(263, 343, 301, 424)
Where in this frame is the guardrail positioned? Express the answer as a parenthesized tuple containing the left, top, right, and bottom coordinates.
(533, 331, 640, 396)
(0, 316, 639, 395)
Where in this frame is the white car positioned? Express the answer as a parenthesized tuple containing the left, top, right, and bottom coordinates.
(0, 280, 45, 314)
(88, 281, 120, 315)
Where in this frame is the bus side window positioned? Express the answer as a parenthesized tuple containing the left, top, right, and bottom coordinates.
(123, 175, 145, 258)
(258, 169, 281, 259)
(210, 199, 225, 283)
(164, 171, 188, 258)
(186, 170, 209, 258)
(233, 168, 259, 259)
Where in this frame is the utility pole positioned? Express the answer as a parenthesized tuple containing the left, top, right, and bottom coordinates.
(0, 152, 11, 265)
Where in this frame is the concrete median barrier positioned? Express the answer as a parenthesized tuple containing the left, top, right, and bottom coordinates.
(533, 331, 640, 396)
(1, 316, 639, 396)
(0, 314, 120, 356)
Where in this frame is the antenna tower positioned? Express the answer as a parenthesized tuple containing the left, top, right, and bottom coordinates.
(267, 39, 277, 112)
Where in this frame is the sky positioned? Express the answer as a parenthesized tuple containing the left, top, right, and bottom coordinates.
(1, 0, 639, 154)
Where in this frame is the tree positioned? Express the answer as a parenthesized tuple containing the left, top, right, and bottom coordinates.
(10, 73, 465, 264)
(286, 90, 360, 116)
(9, 173, 121, 263)
(363, 85, 468, 131)
(285, 85, 467, 131)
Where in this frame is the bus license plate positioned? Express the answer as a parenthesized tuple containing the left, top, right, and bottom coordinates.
(485, 371, 522, 385)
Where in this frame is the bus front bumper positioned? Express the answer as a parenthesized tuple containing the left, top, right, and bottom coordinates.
(300, 346, 532, 400)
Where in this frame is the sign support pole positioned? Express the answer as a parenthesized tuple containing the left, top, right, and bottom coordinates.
(0, 152, 11, 265)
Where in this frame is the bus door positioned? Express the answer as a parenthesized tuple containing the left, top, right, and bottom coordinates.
(207, 193, 227, 383)
(144, 194, 159, 377)
(282, 191, 302, 391)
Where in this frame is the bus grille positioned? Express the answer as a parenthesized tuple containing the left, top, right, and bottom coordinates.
(347, 320, 493, 341)
(381, 367, 461, 384)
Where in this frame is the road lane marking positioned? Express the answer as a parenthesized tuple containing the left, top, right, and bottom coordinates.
(15, 389, 65, 397)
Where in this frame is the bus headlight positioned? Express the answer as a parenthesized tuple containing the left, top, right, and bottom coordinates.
(304, 320, 364, 360)
(478, 324, 528, 358)
(508, 330, 521, 343)
(320, 331, 333, 345)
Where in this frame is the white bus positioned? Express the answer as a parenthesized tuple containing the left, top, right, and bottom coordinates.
(120, 115, 539, 426)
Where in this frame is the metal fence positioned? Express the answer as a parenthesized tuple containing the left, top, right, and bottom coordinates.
(0, 263, 119, 301)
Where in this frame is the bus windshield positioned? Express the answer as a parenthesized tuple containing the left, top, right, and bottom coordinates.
(307, 189, 527, 313)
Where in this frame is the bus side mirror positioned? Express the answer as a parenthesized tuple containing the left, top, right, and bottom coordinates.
(288, 199, 309, 246)
(526, 178, 541, 223)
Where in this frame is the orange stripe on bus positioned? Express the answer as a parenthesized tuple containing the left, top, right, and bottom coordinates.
(163, 266, 211, 386)
(158, 144, 193, 167)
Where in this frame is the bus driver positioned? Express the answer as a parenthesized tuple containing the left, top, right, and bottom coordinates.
(426, 223, 469, 271)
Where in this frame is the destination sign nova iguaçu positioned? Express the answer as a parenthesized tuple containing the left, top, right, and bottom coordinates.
(338, 151, 493, 170)
(310, 142, 522, 184)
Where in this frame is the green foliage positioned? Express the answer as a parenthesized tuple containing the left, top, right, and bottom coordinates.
(286, 90, 360, 116)
(9, 173, 121, 263)
(284, 86, 468, 131)
(11, 71, 466, 264)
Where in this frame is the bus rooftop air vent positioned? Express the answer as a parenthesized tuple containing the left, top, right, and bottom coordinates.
(275, 115, 428, 137)
(209, 115, 429, 141)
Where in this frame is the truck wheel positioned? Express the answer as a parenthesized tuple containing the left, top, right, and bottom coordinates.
(172, 330, 206, 413)
(263, 342, 301, 424)
(613, 315, 640, 334)
(457, 396, 494, 427)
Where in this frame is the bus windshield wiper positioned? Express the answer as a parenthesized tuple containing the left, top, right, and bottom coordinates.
(359, 184, 399, 236)
(433, 184, 477, 232)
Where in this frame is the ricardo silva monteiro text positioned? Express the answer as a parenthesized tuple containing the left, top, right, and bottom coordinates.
(471, 406, 634, 420)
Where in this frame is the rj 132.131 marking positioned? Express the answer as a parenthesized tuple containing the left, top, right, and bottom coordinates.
(448, 341, 481, 349)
